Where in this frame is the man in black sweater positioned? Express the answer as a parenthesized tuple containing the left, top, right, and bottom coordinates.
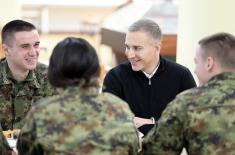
(103, 19, 196, 136)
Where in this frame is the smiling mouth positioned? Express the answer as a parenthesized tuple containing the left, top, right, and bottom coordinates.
(130, 59, 141, 65)
(25, 59, 37, 65)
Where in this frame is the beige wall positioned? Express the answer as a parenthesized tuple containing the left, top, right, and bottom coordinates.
(0, 0, 21, 27)
(48, 7, 116, 32)
(0, 0, 21, 58)
(22, 6, 117, 33)
(177, 0, 235, 83)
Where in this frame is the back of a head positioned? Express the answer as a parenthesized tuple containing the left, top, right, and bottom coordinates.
(1, 19, 36, 46)
(199, 32, 235, 70)
(48, 37, 100, 88)
(128, 18, 163, 42)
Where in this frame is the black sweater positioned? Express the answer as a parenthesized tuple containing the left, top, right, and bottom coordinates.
(103, 57, 196, 135)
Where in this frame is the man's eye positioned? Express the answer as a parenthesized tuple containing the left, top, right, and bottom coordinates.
(22, 45, 29, 49)
(134, 47, 141, 51)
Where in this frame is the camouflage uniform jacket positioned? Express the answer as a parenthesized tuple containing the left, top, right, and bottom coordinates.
(141, 72, 235, 155)
(0, 58, 55, 130)
(0, 125, 12, 155)
(17, 86, 139, 155)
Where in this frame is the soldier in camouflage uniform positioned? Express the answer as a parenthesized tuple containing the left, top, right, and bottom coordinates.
(17, 37, 139, 155)
(141, 32, 235, 155)
(0, 20, 55, 130)
(0, 125, 12, 155)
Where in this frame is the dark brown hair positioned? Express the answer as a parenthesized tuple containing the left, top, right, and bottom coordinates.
(199, 32, 235, 70)
(1, 19, 36, 45)
(48, 37, 100, 88)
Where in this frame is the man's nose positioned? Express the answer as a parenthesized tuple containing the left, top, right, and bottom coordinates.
(126, 48, 135, 58)
(29, 47, 37, 56)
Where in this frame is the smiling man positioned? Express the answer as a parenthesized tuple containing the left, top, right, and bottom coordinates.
(0, 20, 55, 130)
(103, 19, 196, 137)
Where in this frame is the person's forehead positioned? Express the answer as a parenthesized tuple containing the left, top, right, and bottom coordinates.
(13, 30, 39, 43)
(14, 30, 38, 37)
(125, 31, 153, 44)
(126, 31, 150, 38)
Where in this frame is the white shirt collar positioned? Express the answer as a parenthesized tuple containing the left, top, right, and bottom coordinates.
(142, 62, 160, 79)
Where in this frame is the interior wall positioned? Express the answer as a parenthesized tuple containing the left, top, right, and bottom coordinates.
(0, 0, 21, 58)
(0, 0, 21, 27)
(48, 7, 116, 32)
(177, 0, 235, 83)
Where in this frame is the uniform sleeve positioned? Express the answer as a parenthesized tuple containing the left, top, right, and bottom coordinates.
(102, 69, 123, 99)
(141, 97, 188, 155)
(181, 68, 196, 91)
(17, 112, 43, 155)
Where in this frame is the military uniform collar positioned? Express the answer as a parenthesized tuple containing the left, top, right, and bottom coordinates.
(207, 72, 235, 85)
(65, 86, 99, 95)
(1, 58, 41, 88)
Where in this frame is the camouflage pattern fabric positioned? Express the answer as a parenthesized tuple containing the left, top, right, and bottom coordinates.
(17, 86, 139, 155)
(0, 125, 12, 155)
(141, 72, 235, 155)
(0, 58, 56, 130)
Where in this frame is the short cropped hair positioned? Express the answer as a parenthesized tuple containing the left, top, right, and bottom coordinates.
(199, 32, 235, 70)
(128, 19, 162, 42)
(1, 19, 36, 45)
(48, 37, 100, 88)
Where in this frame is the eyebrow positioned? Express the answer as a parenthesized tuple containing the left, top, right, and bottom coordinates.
(20, 41, 40, 46)
(125, 44, 143, 47)
(20, 43, 30, 47)
(35, 41, 40, 45)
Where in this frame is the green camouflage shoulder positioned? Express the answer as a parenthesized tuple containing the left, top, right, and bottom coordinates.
(17, 86, 139, 155)
(34, 62, 57, 96)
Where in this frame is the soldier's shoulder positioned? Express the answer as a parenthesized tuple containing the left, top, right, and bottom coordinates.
(33, 62, 49, 84)
(35, 62, 48, 75)
(170, 85, 222, 113)
(170, 87, 204, 108)
(98, 92, 134, 117)
(100, 92, 128, 106)
(30, 94, 62, 114)
(176, 87, 200, 98)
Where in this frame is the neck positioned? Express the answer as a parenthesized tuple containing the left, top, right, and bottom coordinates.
(145, 59, 160, 74)
(12, 71, 29, 82)
(8, 63, 29, 82)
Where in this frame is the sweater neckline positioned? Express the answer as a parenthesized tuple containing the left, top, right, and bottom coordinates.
(132, 56, 166, 79)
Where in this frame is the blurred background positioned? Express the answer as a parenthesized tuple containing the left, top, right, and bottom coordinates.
(0, 0, 178, 71)
(1, 0, 235, 84)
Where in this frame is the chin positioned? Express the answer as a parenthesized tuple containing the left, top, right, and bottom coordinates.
(26, 65, 37, 70)
(131, 65, 141, 72)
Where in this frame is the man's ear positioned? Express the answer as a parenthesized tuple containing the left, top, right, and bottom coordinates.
(154, 42, 162, 54)
(2, 44, 10, 56)
(206, 56, 214, 71)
